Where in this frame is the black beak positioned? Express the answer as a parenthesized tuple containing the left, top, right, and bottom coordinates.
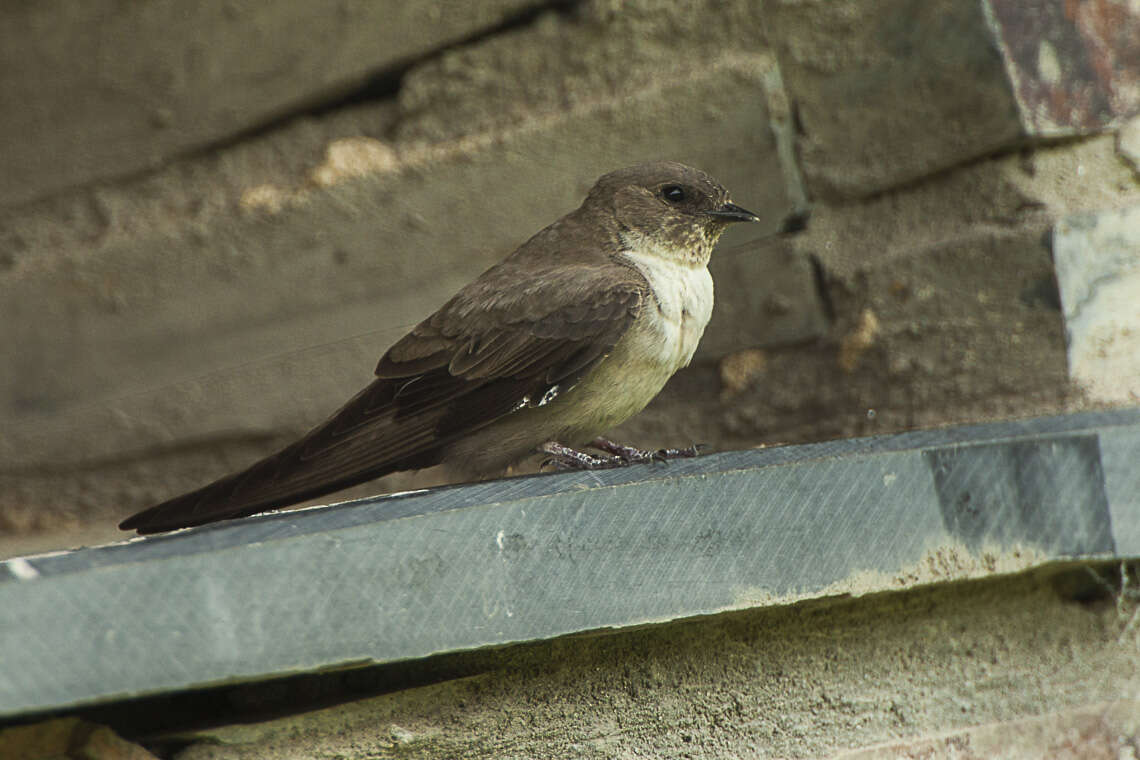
(704, 202, 761, 223)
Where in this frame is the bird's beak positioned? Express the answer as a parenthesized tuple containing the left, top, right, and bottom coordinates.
(704, 202, 761, 223)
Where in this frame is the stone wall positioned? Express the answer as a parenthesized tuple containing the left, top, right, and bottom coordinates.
(2, 1, 1139, 547)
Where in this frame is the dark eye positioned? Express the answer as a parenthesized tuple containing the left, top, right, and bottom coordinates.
(661, 185, 687, 203)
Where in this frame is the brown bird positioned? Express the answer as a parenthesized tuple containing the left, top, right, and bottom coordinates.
(119, 162, 759, 534)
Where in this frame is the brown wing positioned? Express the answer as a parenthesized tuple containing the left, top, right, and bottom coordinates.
(119, 262, 645, 533)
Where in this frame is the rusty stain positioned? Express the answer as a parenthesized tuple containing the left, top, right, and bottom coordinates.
(987, 0, 1139, 133)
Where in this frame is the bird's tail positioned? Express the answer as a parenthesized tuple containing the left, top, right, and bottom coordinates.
(118, 379, 442, 534)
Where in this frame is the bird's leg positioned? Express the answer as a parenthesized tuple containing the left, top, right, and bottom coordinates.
(656, 443, 703, 459)
(590, 437, 702, 463)
(589, 437, 660, 464)
(540, 441, 625, 470)
(539, 439, 704, 471)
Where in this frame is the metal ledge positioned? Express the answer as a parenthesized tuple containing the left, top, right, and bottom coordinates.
(3, 409, 1140, 717)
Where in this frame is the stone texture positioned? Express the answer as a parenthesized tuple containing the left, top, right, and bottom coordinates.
(1053, 205, 1140, 404)
(699, 237, 830, 357)
(391, 0, 773, 144)
(0, 0, 532, 207)
(1120, 114, 1140, 176)
(0, 717, 157, 760)
(765, 0, 1140, 199)
(987, 0, 1140, 134)
(832, 700, 1140, 760)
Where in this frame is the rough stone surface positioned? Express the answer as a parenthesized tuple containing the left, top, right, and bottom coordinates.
(1119, 113, 1140, 177)
(699, 236, 829, 357)
(987, 0, 1140, 134)
(0, 1, 532, 207)
(765, 0, 1140, 199)
(833, 700, 1140, 759)
(0, 716, 158, 760)
(392, 0, 771, 144)
(1053, 205, 1140, 404)
(161, 568, 1140, 759)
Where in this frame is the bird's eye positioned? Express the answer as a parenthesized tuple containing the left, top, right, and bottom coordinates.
(661, 185, 687, 203)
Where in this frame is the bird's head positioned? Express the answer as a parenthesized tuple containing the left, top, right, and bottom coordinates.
(587, 161, 759, 266)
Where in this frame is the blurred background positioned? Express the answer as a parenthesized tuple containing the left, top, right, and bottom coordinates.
(2, 0, 1138, 555)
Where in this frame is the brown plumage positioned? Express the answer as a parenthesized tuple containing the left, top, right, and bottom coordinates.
(120, 162, 758, 534)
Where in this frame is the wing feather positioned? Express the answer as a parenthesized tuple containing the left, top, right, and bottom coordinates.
(120, 261, 647, 533)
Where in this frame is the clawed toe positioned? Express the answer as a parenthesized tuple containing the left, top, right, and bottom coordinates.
(655, 443, 703, 459)
(540, 439, 704, 472)
(540, 442, 625, 471)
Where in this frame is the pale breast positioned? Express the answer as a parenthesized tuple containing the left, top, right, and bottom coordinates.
(620, 248, 715, 373)
(488, 240, 717, 447)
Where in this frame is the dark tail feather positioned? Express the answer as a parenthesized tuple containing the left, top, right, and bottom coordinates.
(119, 367, 537, 534)
(117, 436, 441, 534)
(118, 379, 442, 534)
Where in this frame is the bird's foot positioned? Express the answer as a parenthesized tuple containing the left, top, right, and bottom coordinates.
(591, 437, 702, 463)
(540, 441, 625, 470)
(540, 439, 703, 471)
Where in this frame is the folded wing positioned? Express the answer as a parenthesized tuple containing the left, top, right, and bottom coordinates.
(119, 263, 645, 533)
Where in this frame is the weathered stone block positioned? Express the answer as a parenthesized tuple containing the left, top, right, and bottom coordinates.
(392, 0, 773, 144)
(765, 0, 1140, 198)
(701, 237, 829, 357)
(824, 225, 1068, 416)
(0, 1, 532, 207)
(1053, 205, 1140, 404)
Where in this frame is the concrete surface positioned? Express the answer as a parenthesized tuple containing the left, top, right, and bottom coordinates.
(1122, 114, 1140, 175)
(700, 132, 1140, 451)
(392, 0, 772, 144)
(147, 566, 1140, 758)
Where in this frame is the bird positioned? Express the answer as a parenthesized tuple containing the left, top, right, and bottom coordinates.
(119, 161, 760, 533)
